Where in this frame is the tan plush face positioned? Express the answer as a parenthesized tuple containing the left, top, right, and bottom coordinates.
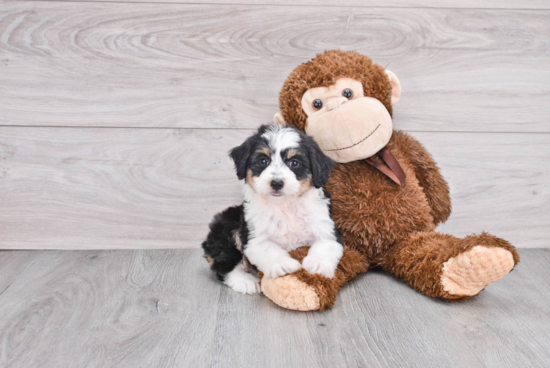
(276, 51, 405, 185)
(300, 77, 394, 163)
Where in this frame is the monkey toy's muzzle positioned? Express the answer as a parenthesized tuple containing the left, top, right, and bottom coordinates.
(305, 97, 406, 186)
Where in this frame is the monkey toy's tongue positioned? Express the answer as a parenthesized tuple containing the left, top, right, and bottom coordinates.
(365, 146, 406, 186)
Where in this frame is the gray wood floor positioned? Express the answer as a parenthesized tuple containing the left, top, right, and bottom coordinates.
(1, 1, 549, 250)
(1, 2, 548, 367)
(0, 248, 548, 368)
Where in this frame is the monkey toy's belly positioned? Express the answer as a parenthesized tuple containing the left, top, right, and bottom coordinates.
(325, 158, 435, 261)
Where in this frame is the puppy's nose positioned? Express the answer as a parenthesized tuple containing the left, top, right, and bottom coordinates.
(270, 179, 284, 190)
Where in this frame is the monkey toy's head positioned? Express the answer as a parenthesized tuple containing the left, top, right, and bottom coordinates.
(275, 50, 405, 185)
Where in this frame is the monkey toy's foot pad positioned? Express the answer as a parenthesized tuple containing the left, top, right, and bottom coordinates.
(261, 275, 320, 311)
(441, 246, 515, 296)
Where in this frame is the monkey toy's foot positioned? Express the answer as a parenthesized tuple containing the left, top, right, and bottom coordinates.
(261, 275, 321, 311)
(381, 231, 520, 302)
(441, 245, 515, 297)
(260, 246, 368, 311)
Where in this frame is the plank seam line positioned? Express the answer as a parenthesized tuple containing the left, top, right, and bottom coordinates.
(0, 125, 256, 131)
(1, 125, 549, 134)
(405, 130, 550, 134)
(25, 0, 550, 11)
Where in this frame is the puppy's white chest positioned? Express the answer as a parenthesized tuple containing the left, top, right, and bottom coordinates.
(245, 197, 320, 251)
(265, 207, 315, 251)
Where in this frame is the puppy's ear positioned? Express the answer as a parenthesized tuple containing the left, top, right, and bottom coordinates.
(306, 135, 334, 188)
(229, 139, 252, 180)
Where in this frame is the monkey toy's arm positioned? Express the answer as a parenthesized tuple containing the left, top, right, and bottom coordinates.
(393, 131, 452, 225)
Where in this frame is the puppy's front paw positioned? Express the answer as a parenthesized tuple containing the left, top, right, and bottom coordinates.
(224, 270, 261, 295)
(263, 258, 302, 279)
(303, 255, 338, 279)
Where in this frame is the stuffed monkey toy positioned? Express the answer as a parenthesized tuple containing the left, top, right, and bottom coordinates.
(261, 50, 519, 311)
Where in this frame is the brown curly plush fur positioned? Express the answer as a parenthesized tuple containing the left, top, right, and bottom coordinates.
(380, 231, 519, 302)
(279, 50, 393, 130)
(269, 50, 520, 309)
(288, 246, 368, 310)
(259, 247, 368, 311)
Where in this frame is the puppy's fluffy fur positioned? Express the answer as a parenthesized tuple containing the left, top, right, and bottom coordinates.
(202, 124, 343, 294)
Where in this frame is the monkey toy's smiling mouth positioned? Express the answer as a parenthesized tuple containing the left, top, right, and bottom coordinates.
(320, 123, 406, 186)
(305, 98, 394, 161)
(304, 98, 407, 186)
(323, 124, 381, 152)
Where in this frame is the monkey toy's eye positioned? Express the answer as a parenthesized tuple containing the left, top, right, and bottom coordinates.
(259, 158, 270, 166)
(288, 159, 299, 168)
(342, 88, 353, 99)
(312, 99, 323, 110)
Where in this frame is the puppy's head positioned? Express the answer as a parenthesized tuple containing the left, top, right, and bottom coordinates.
(230, 124, 334, 201)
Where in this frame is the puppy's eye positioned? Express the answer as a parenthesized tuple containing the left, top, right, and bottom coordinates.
(342, 88, 353, 99)
(288, 159, 299, 168)
(312, 99, 323, 110)
(259, 158, 270, 166)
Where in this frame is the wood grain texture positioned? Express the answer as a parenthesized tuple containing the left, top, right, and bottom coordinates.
(421, 131, 550, 249)
(1, 2, 549, 132)
(40, 0, 550, 10)
(0, 249, 223, 367)
(0, 127, 244, 249)
(0, 127, 548, 249)
(0, 248, 548, 367)
(0, 251, 37, 294)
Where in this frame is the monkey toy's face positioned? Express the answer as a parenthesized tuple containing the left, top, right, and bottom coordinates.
(276, 50, 405, 185)
(300, 76, 396, 164)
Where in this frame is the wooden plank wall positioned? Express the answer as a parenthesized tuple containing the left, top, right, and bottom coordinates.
(0, 1, 548, 249)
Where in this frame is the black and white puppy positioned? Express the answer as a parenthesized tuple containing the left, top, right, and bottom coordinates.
(202, 124, 343, 294)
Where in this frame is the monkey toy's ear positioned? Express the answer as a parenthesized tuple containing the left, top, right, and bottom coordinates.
(229, 140, 252, 180)
(385, 70, 401, 106)
(273, 112, 287, 127)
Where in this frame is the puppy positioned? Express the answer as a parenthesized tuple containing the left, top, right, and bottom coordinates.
(202, 124, 343, 294)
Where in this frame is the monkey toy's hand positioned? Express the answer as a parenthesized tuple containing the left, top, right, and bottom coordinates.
(260, 246, 368, 311)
